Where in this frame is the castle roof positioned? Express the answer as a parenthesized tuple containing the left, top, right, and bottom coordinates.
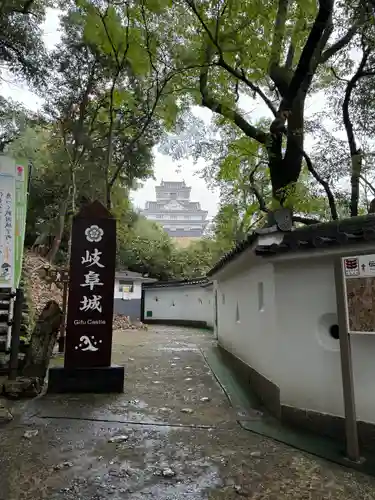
(144, 200, 206, 212)
(157, 180, 188, 189)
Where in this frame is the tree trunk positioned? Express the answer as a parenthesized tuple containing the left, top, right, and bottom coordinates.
(105, 72, 118, 211)
(267, 95, 305, 202)
(22, 300, 62, 380)
(32, 231, 51, 257)
(46, 199, 68, 264)
(67, 179, 76, 264)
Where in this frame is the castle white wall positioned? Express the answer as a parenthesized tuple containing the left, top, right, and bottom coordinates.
(143, 284, 214, 327)
(214, 245, 375, 425)
(274, 256, 375, 424)
(215, 262, 279, 385)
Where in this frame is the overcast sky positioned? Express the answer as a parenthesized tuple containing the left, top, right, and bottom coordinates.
(0, 8, 331, 221)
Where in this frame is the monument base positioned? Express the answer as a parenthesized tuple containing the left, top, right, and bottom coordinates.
(47, 365, 125, 393)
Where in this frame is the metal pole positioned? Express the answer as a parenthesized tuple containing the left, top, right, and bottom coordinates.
(58, 281, 68, 353)
(334, 259, 361, 462)
(8, 288, 23, 381)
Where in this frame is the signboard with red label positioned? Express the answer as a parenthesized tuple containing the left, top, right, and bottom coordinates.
(342, 254, 375, 334)
(64, 201, 116, 368)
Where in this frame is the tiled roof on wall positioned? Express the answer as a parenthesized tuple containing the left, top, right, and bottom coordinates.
(207, 214, 375, 276)
(143, 277, 211, 289)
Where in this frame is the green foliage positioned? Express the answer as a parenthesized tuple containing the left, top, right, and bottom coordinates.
(3, 0, 375, 282)
(0, 96, 42, 152)
(0, 0, 48, 86)
(116, 214, 221, 280)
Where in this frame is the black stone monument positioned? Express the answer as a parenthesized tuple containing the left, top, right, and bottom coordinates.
(48, 201, 124, 393)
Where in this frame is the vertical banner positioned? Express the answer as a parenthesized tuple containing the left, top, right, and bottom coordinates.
(0, 156, 29, 288)
(14, 160, 29, 288)
(65, 201, 116, 369)
(0, 156, 16, 288)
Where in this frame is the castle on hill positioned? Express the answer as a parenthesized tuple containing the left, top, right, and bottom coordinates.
(141, 180, 208, 242)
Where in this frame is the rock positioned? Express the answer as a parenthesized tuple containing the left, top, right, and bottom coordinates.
(250, 451, 262, 457)
(3, 377, 42, 399)
(23, 429, 39, 439)
(108, 435, 129, 443)
(180, 408, 194, 414)
(54, 461, 73, 470)
(162, 467, 176, 478)
(187, 388, 193, 392)
(200, 397, 210, 402)
(0, 404, 13, 423)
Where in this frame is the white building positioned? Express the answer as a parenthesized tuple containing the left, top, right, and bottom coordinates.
(114, 270, 156, 320)
(208, 214, 375, 445)
(141, 278, 214, 329)
(141, 180, 208, 240)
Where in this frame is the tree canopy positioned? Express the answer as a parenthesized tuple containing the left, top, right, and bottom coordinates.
(0, 0, 48, 85)
(2, 0, 375, 279)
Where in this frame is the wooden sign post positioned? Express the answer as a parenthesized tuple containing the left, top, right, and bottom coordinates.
(48, 201, 124, 393)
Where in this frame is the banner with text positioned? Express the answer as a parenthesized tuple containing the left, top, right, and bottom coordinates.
(0, 157, 15, 287)
(65, 201, 116, 369)
(0, 156, 29, 288)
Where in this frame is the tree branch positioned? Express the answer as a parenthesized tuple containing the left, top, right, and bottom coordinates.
(22, 0, 35, 13)
(249, 163, 268, 212)
(360, 174, 375, 196)
(185, 0, 277, 116)
(284, 8, 304, 70)
(320, 24, 359, 63)
(215, 59, 277, 116)
(269, 0, 289, 71)
(280, 0, 334, 115)
(330, 66, 349, 82)
(302, 150, 338, 220)
(343, 48, 371, 216)
(285, 42, 295, 70)
(200, 59, 268, 144)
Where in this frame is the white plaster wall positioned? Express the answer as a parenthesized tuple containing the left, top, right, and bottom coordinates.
(144, 285, 213, 326)
(114, 279, 142, 300)
(216, 263, 279, 385)
(274, 258, 375, 424)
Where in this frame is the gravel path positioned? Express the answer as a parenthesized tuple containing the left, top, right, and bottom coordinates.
(0, 325, 375, 499)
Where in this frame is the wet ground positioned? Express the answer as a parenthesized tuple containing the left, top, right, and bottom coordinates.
(1, 325, 375, 499)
